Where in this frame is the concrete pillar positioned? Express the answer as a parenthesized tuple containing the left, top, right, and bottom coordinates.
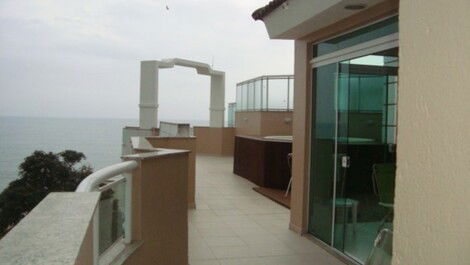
(209, 73, 225, 127)
(290, 40, 310, 234)
(139, 61, 159, 129)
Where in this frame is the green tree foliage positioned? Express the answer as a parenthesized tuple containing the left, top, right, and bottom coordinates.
(0, 150, 92, 237)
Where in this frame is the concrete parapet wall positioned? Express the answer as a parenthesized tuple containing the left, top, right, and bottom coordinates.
(193, 127, 235, 156)
(145, 136, 196, 209)
(123, 151, 189, 265)
(235, 111, 293, 136)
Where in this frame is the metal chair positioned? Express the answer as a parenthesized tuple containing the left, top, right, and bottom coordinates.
(372, 163, 396, 232)
(365, 229, 393, 265)
(285, 153, 293, 197)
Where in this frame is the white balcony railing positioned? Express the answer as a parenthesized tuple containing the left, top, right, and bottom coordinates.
(76, 160, 139, 265)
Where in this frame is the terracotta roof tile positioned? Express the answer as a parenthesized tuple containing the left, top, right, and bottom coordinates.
(252, 0, 288, 21)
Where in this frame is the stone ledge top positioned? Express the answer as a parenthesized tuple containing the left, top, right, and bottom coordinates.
(0, 192, 100, 265)
(126, 137, 190, 160)
(122, 148, 189, 161)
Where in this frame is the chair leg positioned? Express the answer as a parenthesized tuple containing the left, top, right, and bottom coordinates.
(377, 208, 393, 233)
(352, 202, 358, 234)
(285, 177, 292, 197)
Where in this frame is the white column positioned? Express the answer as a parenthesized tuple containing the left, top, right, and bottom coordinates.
(209, 73, 225, 127)
(139, 61, 159, 129)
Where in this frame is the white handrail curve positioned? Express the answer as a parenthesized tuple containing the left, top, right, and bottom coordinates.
(76, 161, 138, 192)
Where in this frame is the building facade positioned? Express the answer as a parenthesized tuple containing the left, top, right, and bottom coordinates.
(253, 0, 470, 264)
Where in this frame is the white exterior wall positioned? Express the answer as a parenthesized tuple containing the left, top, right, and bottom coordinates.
(159, 122, 190, 137)
(393, 0, 470, 264)
(122, 127, 156, 155)
(139, 61, 159, 129)
(210, 73, 225, 127)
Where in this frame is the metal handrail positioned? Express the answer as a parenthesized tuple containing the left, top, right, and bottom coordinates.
(76, 161, 138, 192)
(75, 160, 138, 265)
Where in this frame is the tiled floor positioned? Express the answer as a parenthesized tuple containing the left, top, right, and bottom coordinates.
(189, 155, 346, 265)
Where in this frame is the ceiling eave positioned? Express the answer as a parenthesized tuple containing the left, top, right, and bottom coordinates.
(258, 0, 388, 40)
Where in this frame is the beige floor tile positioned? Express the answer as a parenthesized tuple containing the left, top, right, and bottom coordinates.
(218, 257, 266, 265)
(191, 156, 346, 265)
(257, 255, 309, 265)
(204, 236, 246, 247)
(189, 243, 216, 261)
(190, 260, 221, 265)
(210, 245, 258, 259)
(189, 236, 206, 247)
(198, 226, 237, 237)
(239, 234, 283, 246)
(252, 242, 297, 257)
(213, 209, 244, 216)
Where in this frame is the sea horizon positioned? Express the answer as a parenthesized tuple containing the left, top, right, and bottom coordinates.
(0, 115, 209, 192)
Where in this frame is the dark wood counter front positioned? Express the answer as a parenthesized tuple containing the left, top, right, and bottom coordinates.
(233, 135, 292, 189)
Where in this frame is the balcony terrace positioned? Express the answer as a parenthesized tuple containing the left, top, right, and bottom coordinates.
(189, 155, 345, 265)
(0, 150, 346, 265)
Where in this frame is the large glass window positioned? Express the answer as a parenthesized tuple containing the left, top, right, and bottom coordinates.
(316, 16, 398, 57)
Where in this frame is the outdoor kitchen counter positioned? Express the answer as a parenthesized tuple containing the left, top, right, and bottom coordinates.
(233, 135, 292, 189)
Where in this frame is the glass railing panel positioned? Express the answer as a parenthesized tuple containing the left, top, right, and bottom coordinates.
(267, 78, 288, 110)
(98, 178, 126, 254)
(247, 82, 254, 110)
(235, 75, 294, 112)
(254, 80, 262, 110)
(236, 85, 242, 111)
(262, 77, 268, 110)
(288, 78, 294, 110)
(241, 83, 247, 110)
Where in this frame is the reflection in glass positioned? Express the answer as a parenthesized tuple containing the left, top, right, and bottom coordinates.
(309, 49, 398, 264)
(316, 16, 398, 57)
(308, 63, 337, 244)
(99, 179, 126, 254)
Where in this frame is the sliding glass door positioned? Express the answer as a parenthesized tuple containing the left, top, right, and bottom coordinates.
(334, 52, 398, 262)
(308, 16, 398, 265)
(308, 62, 338, 245)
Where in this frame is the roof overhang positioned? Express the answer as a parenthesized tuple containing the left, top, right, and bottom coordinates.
(254, 0, 389, 40)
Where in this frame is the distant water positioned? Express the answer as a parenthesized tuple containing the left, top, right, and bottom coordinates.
(0, 116, 208, 192)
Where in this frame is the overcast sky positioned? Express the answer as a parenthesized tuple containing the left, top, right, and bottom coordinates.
(0, 0, 293, 121)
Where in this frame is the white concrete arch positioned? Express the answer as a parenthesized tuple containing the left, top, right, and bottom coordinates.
(139, 58, 225, 129)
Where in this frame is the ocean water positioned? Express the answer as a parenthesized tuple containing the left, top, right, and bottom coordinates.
(0, 116, 210, 192)
(0, 116, 138, 192)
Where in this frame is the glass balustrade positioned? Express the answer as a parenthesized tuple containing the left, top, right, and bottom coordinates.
(98, 177, 126, 254)
(235, 75, 293, 112)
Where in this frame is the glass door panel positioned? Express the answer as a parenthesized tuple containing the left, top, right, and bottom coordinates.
(334, 50, 398, 264)
(333, 62, 351, 251)
(309, 17, 398, 265)
(308, 63, 338, 244)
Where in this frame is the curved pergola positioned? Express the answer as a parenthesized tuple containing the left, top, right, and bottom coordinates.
(139, 58, 225, 128)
